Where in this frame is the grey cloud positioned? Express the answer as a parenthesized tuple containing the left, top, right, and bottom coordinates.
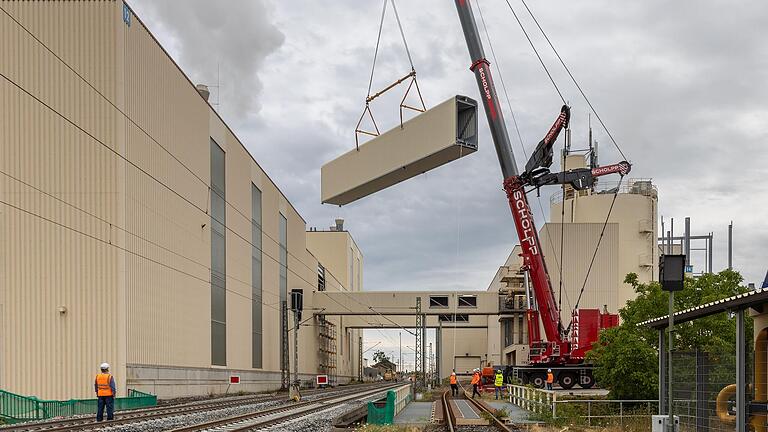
(128, 0, 284, 121)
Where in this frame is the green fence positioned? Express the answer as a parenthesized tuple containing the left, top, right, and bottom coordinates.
(0, 389, 157, 424)
(367, 391, 396, 425)
(367, 385, 412, 425)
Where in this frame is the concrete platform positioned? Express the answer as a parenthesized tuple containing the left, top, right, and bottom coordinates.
(393, 401, 434, 424)
(487, 400, 540, 424)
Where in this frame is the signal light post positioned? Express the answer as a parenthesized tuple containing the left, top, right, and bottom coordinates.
(660, 254, 685, 432)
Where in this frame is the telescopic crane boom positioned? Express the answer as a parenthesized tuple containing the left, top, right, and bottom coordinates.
(454, 0, 630, 375)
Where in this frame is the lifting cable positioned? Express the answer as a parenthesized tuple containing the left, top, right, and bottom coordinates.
(356, 0, 425, 149)
(476, 0, 572, 315)
(507, 0, 634, 330)
(501, 0, 566, 105)
(514, 0, 629, 162)
(567, 175, 625, 334)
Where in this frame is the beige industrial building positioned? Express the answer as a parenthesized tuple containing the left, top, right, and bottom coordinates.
(0, 1, 362, 400)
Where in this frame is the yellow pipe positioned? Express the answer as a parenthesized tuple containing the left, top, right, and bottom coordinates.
(716, 384, 736, 423)
(753, 329, 768, 432)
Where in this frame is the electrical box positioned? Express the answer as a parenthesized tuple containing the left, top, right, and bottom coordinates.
(321, 95, 478, 206)
(291, 289, 304, 320)
(660, 255, 685, 291)
(651, 415, 679, 432)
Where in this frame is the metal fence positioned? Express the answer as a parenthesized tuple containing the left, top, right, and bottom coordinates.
(668, 348, 749, 431)
(507, 384, 656, 426)
(0, 389, 157, 424)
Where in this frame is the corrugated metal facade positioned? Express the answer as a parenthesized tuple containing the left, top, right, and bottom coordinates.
(539, 223, 619, 324)
(0, 1, 121, 399)
(1, 1, 359, 399)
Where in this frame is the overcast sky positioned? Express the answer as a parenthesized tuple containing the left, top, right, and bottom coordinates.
(128, 0, 768, 366)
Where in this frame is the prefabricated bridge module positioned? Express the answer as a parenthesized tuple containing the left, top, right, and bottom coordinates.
(321, 95, 478, 206)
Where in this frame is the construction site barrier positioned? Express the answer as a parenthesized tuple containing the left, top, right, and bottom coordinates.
(367, 384, 412, 425)
(0, 389, 157, 424)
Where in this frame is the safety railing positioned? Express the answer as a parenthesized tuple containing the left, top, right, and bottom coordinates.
(507, 384, 656, 426)
(550, 178, 657, 204)
(508, 384, 556, 414)
(0, 389, 157, 424)
(367, 384, 412, 425)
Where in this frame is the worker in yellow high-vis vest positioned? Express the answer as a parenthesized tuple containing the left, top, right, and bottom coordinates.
(94, 363, 116, 421)
(494, 369, 505, 399)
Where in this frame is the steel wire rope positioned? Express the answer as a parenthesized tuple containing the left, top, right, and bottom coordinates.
(389, 0, 415, 71)
(516, 0, 629, 161)
(508, 0, 632, 327)
(499, 0, 566, 105)
(475, 0, 572, 313)
(567, 176, 625, 334)
(366, 0, 389, 98)
(0, 4, 370, 292)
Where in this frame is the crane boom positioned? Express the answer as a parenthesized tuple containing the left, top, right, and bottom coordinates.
(454, 0, 564, 346)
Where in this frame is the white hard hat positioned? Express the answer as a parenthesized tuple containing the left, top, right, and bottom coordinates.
(451, 372, 456, 375)
(100, 362, 110, 370)
(547, 368, 552, 372)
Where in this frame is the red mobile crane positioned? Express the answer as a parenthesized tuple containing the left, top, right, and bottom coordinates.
(454, 0, 631, 389)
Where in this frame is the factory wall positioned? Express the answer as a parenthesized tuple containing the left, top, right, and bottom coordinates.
(0, 1, 359, 399)
(551, 188, 658, 308)
(0, 1, 123, 400)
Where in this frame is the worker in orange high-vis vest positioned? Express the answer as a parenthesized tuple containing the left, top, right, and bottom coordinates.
(470, 368, 481, 399)
(95, 363, 116, 421)
(546, 368, 554, 390)
(450, 371, 459, 396)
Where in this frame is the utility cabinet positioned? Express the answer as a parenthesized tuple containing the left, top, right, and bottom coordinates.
(651, 415, 679, 432)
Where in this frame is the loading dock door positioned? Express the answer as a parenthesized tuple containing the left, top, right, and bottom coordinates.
(454, 356, 481, 375)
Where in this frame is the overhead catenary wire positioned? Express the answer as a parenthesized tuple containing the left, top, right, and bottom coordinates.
(516, 0, 629, 162)
(475, 0, 572, 312)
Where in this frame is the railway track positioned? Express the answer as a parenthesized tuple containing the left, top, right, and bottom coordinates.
(167, 383, 401, 432)
(0, 383, 390, 432)
(441, 388, 519, 432)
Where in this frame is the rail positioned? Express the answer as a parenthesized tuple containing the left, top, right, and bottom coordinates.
(441, 390, 455, 432)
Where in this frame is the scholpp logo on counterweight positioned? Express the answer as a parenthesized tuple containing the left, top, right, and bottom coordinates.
(512, 190, 538, 255)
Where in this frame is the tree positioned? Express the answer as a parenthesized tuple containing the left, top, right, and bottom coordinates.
(372, 350, 391, 365)
(587, 269, 750, 399)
